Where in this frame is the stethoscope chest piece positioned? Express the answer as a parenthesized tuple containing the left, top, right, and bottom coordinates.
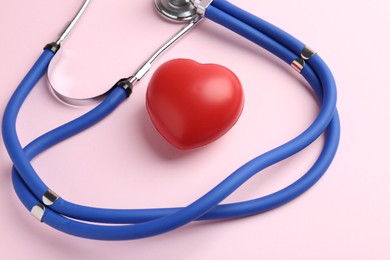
(155, 0, 198, 22)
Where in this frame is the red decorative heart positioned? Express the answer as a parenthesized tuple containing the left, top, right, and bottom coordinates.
(146, 59, 244, 150)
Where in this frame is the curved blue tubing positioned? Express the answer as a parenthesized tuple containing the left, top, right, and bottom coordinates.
(212, 0, 306, 55)
(3, 1, 340, 240)
(3, 50, 55, 194)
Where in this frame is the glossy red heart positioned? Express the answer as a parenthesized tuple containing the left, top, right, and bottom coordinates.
(146, 59, 244, 150)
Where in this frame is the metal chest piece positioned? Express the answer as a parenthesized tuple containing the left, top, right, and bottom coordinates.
(155, 0, 198, 22)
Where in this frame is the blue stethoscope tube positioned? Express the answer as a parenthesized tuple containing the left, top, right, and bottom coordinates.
(3, 0, 340, 240)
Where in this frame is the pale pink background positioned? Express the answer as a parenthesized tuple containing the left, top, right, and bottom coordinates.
(1, 0, 389, 259)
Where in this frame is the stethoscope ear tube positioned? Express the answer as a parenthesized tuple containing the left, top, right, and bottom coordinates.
(3, 49, 56, 195)
(3, 0, 340, 240)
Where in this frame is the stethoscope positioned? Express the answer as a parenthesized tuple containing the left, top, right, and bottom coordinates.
(2, 0, 340, 240)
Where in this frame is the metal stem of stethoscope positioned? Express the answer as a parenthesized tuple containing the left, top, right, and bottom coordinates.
(55, 0, 92, 46)
(57, 0, 201, 50)
(49, 0, 212, 105)
(131, 16, 201, 84)
(132, 0, 214, 84)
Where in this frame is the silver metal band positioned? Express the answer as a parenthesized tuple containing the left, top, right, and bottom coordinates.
(191, 0, 214, 17)
(31, 204, 45, 222)
(291, 57, 305, 73)
(30, 190, 59, 222)
(301, 46, 316, 60)
(291, 46, 316, 73)
(42, 189, 59, 206)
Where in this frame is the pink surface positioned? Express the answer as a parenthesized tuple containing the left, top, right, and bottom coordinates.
(0, 0, 389, 259)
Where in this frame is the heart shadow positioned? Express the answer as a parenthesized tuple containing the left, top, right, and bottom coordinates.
(136, 105, 206, 161)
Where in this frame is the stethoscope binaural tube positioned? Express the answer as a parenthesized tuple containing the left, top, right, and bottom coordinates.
(3, 0, 340, 240)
